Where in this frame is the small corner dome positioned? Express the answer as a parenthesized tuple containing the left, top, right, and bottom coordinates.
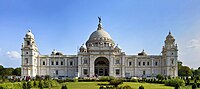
(25, 30, 34, 38)
(51, 49, 63, 55)
(138, 50, 147, 56)
(80, 45, 86, 50)
(115, 44, 121, 50)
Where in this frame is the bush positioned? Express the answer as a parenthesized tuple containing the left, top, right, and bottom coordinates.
(0, 82, 22, 89)
(27, 81, 32, 89)
(33, 80, 37, 88)
(50, 80, 60, 87)
(192, 83, 197, 89)
(165, 79, 185, 87)
(38, 80, 44, 89)
(99, 86, 107, 89)
(139, 85, 144, 89)
(123, 85, 132, 89)
(44, 75, 51, 80)
(130, 78, 138, 82)
(174, 83, 179, 89)
(36, 75, 42, 81)
(98, 76, 115, 82)
(22, 82, 27, 89)
(66, 78, 74, 82)
(156, 74, 164, 80)
(109, 79, 123, 87)
(197, 83, 200, 88)
(44, 80, 51, 88)
(61, 85, 68, 89)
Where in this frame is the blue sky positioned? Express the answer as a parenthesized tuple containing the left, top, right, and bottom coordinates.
(0, 0, 200, 68)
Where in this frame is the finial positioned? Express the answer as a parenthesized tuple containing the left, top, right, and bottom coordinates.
(28, 29, 31, 32)
(98, 17, 101, 23)
(97, 17, 103, 30)
(169, 31, 171, 35)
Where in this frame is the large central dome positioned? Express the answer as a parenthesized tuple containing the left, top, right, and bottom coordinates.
(88, 23, 112, 40)
(86, 18, 115, 47)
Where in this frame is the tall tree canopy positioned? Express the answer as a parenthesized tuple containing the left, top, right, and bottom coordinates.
(178, 66, 192, 76)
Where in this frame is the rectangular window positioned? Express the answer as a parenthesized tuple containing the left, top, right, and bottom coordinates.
(147, 62, 149, 66)
(43, 61, 45, 65)
(116, 69, 120, 75)
(116, 60, 120, 64)
(70, 61, 73, 66)
(143, 71, 146, 75)
(129, 61, 132, 66)
(83, 59, 88, 64)
(55, 70, 58, 75)
(138, 62, 141, 66)
(61, 61, 63, 65)
(51, 61, 54, 65)
(155, 62, 158, 66)
(83, 69, 88, 75)
(56, 61, 59, 65)
(143, 62, 145, 66)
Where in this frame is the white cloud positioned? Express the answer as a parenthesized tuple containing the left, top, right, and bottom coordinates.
(6, 51, 20, 59)
(187, 39, 200, 48)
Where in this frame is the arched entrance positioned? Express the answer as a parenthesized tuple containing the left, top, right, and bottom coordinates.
(94, 57, 109, 76)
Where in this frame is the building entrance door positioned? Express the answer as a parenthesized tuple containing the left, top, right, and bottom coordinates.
(94, 57, 109, 76)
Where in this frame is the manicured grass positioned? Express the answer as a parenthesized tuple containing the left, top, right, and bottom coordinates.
(62, 82, 174, 89)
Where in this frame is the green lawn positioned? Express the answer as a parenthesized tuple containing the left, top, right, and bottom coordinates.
(61, 82, 174, 89)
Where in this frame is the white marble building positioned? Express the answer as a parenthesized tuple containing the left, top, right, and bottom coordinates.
(21, 18, 178, 79)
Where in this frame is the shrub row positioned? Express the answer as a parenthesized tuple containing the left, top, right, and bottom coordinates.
(0, 80, 59, 89)
(164, 79, 185, 87)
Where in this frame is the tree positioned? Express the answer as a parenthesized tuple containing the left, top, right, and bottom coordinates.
(27, 81, 32, 89)
(156, 74, 164, 80)
(109, 79, 123, 87)
(178, 61, 182, 70)
(0, 65, 3, 70)
(139, 85, 144, 89)
(1, 68, 14, 76)
(12, 67, 21, 76)
(178, 66, 192, 76)
(61, 85, 68, 89)
(193, 69, 200, 77)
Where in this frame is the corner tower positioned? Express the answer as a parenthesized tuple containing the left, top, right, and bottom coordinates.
(21, 30, 39, 78)
(162, 32, 178, 77)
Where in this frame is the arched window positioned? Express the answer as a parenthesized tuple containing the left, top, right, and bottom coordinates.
(61, 61, 64, 65)
(155, 61, 158, 66)
(25, 58, 28, 64)
(27, 41, 30, 45)
(43, 61, 45, 65)
(143, 62, 145, 66)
